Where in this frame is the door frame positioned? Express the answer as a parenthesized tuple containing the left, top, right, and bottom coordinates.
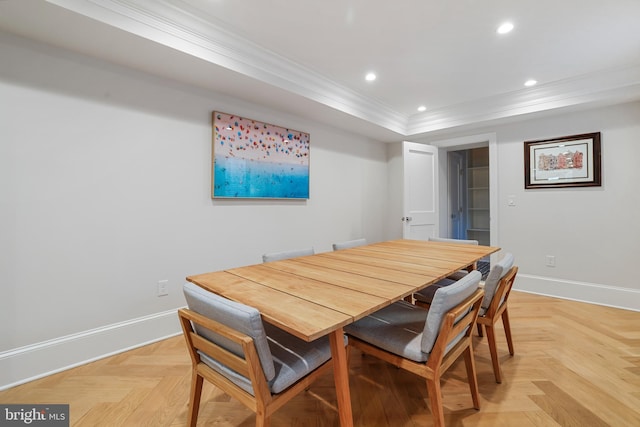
(429, 133, 498, 248)
(448, 151, 466, 240)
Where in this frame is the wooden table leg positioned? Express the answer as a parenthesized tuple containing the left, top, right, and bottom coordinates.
(329, 328, 353, 427)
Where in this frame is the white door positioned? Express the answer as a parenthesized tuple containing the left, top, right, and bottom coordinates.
(402, 141, 439, 240)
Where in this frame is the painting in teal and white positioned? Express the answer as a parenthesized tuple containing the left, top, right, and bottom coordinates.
(212, 112, 310, 199)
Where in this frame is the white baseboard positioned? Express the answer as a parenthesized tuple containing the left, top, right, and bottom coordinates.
(514, 274, 640, 312)
(2, 277, 638, 391)
(0, 309, 182, 391)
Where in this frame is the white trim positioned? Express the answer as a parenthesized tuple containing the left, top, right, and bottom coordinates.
(429, 132, 496, 149)
(514, 274, 640, 312)
(0, 309, 182, 391)
(406, 64, 640, 135)
(488, 136, 498, 248)
(1, 279, 636, 391)
(45, 1, 640, 137)
(46, 0, 407, 134)
(429, 133, 497, 258)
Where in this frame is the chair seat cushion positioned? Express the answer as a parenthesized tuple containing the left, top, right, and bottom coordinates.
(346, 272, 480, 363)
(200, 324, 339, 395)
(264, 324, 339, 394)
(447, 270, 471, 281)
(200, 323, 340, 395)
(413, 278, 456, 303)
(345, 301, 429, 362)
(413, 273, 467, 303)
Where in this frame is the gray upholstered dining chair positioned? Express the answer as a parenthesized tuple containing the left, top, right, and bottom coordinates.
(262, 247, 314, 262)
(179, 282, 338, 427)
(415, 251, 513, 309)
(475, 253, 517, 383)
(332, 238, 367, 251)
(412, 237, 479, 307)
(429, 236, 479, 278)
(428, 236, 479, 245)
(345, 271, 484, 427)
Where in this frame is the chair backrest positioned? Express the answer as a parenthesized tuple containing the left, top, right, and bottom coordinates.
(182, 282, 276, 383)
(332, 238, 367, 251)
(485, 265, 518, 316)
(421, 270, 482, 354)
(481, 253, 514, 309)
(428, 236, 479, 245)
(262, 247, 315, 262)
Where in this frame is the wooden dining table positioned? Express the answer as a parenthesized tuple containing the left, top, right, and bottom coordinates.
(186, 238, 500, 426)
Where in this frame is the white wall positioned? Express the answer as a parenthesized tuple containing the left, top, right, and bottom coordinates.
(2, 30, 638, 390)
(424, 102, 640, 310)
(495, 102, 640, 308)
(0, 33, 388, 388)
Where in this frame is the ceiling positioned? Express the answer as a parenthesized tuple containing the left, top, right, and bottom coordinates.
(1, 0, 640, 142)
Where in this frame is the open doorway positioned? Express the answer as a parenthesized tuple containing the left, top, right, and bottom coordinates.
(428, 132, 496, 278)
(448, 147, 491, 277)
(448, 147, 490, 245)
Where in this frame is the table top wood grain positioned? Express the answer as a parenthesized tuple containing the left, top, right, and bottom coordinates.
(187, 239, 499, 341)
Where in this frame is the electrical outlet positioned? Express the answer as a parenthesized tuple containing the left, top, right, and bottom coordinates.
(545, 255, 556, 267)
(157, 280, 169, 296)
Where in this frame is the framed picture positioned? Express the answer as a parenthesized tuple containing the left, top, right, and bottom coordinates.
(212, 112, 310, 199)
(524, 132, 601, 189)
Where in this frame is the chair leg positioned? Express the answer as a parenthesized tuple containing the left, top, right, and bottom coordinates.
(426, 378, 445, 427)
(187, 370, 204, 427)
(463, 346, 481, 409)
(255, 410, 270, 427)
(485, 325, 502, 383)
(502, 308, 515, 355)
(477, 323, 484, 337)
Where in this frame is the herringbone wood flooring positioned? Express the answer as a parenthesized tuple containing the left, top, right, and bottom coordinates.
(2, 291, 639, 426)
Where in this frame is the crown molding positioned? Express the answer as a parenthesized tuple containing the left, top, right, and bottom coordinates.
(44, 0, 640, 139)
(406, 63, 640, 136)
(46, 0, 408, 134)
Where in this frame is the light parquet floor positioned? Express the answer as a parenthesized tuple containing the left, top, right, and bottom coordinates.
(2, 291, 639, 426)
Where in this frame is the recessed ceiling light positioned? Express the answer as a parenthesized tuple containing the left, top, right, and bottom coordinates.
(524, 79, 537, 87)
(365, 72, 377, 82)
(417, 105, 427, 112)
(497, 22, 514, 34)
